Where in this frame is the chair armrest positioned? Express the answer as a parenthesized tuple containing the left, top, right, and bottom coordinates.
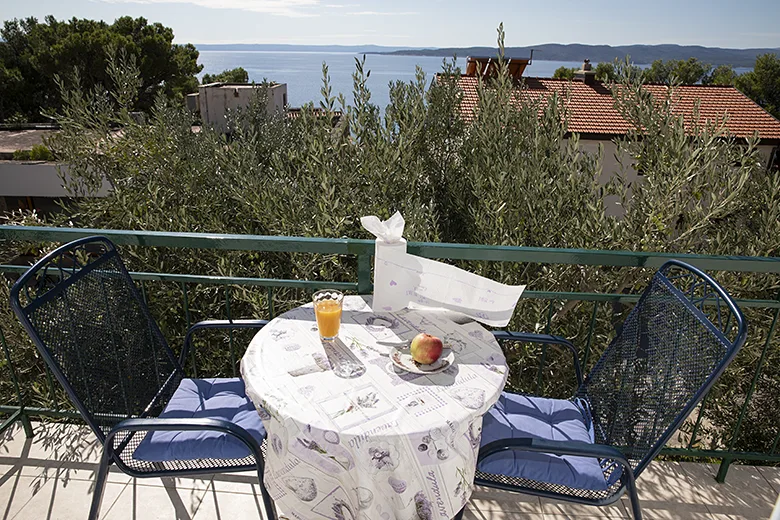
(104, 417, 265, 477)
(181, 319, 270, 369)
(492, 331, 583, 388)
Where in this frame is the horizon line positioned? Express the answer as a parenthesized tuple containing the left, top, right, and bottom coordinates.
(189, 42, 780, 51)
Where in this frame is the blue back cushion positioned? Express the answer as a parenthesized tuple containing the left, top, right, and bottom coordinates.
(478, 393, 620, 491)
(133, 378, 266, 462)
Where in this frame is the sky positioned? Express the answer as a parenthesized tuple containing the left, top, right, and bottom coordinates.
(1, 0, 779, 49)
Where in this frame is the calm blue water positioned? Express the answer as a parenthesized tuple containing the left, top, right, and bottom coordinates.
(197, 51, 584, 109)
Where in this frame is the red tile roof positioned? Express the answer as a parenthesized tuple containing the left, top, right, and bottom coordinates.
(451, 75, 780, 141)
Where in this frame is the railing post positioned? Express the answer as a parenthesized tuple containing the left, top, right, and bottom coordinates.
(266, 287, 275, 319)
(226, 288, 237, 378)
(181, 282, 196, 377)
(0, 325, 33, 437)
(535, 302, 556, 395)
(688, 394, 710, 449)
(770, 429, 780, 456)
(717, 294, 780, 483)
(357, 253, 372, 295)
(582, 302, 599, 368)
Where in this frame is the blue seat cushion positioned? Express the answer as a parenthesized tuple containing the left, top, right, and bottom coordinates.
(478, 393, 620, 491)
(133, 378, 266, 462)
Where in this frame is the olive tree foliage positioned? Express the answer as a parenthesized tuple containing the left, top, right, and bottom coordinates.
(2, 27, 779, 455)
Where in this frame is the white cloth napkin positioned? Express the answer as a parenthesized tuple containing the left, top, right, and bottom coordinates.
(361, 211, 526, 327)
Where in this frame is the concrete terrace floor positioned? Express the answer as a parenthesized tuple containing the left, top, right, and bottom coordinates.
(0, 422, 778, 520)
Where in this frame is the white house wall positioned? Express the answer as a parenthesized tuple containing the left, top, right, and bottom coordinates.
(0, 162, 111, 198)
(198, 84, 288, 133)
(576, 140, 639, 217)
(576, 139, 777, 217)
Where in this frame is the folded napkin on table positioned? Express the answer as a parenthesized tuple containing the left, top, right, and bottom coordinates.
(361, 212, 526, 327)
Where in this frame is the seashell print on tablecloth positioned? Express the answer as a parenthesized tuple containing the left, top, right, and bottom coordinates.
(387, 476, 407, 494)
(323, 430, 340, 444)
(354, 487, 374, 509)
(365, 441, 400, 473)
(284, 476, 317, 502)
(270, 329, 289, 341)
(466, 419, 482, 449)
(444, 335, 468, 353)
(449, 387, 486, 410)
(414, 491, 433, 520)
(298, 385, 315, 398)
(271, 434, 284, 456)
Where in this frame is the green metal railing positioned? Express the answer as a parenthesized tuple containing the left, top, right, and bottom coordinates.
(1, 225, 779, 483)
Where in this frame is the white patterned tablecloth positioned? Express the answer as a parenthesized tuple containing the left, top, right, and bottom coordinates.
(241, 296, 508, 520)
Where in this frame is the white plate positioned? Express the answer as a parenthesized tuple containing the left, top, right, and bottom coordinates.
(389, 347, 455, 374)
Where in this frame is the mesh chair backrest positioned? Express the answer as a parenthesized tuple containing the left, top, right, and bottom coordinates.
(10, 237, 183, 440)
(578, 260, 746, 476)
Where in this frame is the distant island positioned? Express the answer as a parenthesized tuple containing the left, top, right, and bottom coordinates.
(375, 43, 780, 68)
(194, 43, 778, 68)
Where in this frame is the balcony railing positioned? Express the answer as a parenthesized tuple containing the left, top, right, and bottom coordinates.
(0, 225, 778, 483)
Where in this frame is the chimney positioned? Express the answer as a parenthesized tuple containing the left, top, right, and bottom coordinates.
(574, 59, 597, 85)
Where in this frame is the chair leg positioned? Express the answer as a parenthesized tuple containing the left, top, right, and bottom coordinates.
(256, 463, 277, 520)
(89, 445, 112, 520)
(624, 473, 643, 520)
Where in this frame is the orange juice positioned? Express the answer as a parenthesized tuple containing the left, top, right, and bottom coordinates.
(315, 299, 342, 339)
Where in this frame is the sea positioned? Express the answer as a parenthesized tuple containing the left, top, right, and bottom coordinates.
(197, 51, 586, 110)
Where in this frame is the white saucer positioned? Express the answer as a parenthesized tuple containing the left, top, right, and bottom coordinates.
(389, 347, 455, 374)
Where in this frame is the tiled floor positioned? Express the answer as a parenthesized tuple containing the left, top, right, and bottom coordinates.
(0, 421, 777, 519)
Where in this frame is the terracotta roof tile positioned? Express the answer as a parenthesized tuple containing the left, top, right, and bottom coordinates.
(449, 75, 780, 141)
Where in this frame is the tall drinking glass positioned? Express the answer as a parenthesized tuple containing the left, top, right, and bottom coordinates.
(313, 290, 343, 341)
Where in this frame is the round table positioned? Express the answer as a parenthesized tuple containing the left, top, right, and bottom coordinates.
(241, 296, 508, 520)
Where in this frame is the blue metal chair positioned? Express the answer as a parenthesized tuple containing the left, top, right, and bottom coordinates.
(9, 236, 276, 520)
(479, 260, 747, 520)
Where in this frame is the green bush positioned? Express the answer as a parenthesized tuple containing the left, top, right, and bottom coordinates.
(11, 145, 53, 161)
(1, 27, 778, 459)
(29, 144, 54, 161)
(11, 149, 30, 160)
(202, 67, 250, 84)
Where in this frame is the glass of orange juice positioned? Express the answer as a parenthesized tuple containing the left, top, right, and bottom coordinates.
(313, 290, 343, 340)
